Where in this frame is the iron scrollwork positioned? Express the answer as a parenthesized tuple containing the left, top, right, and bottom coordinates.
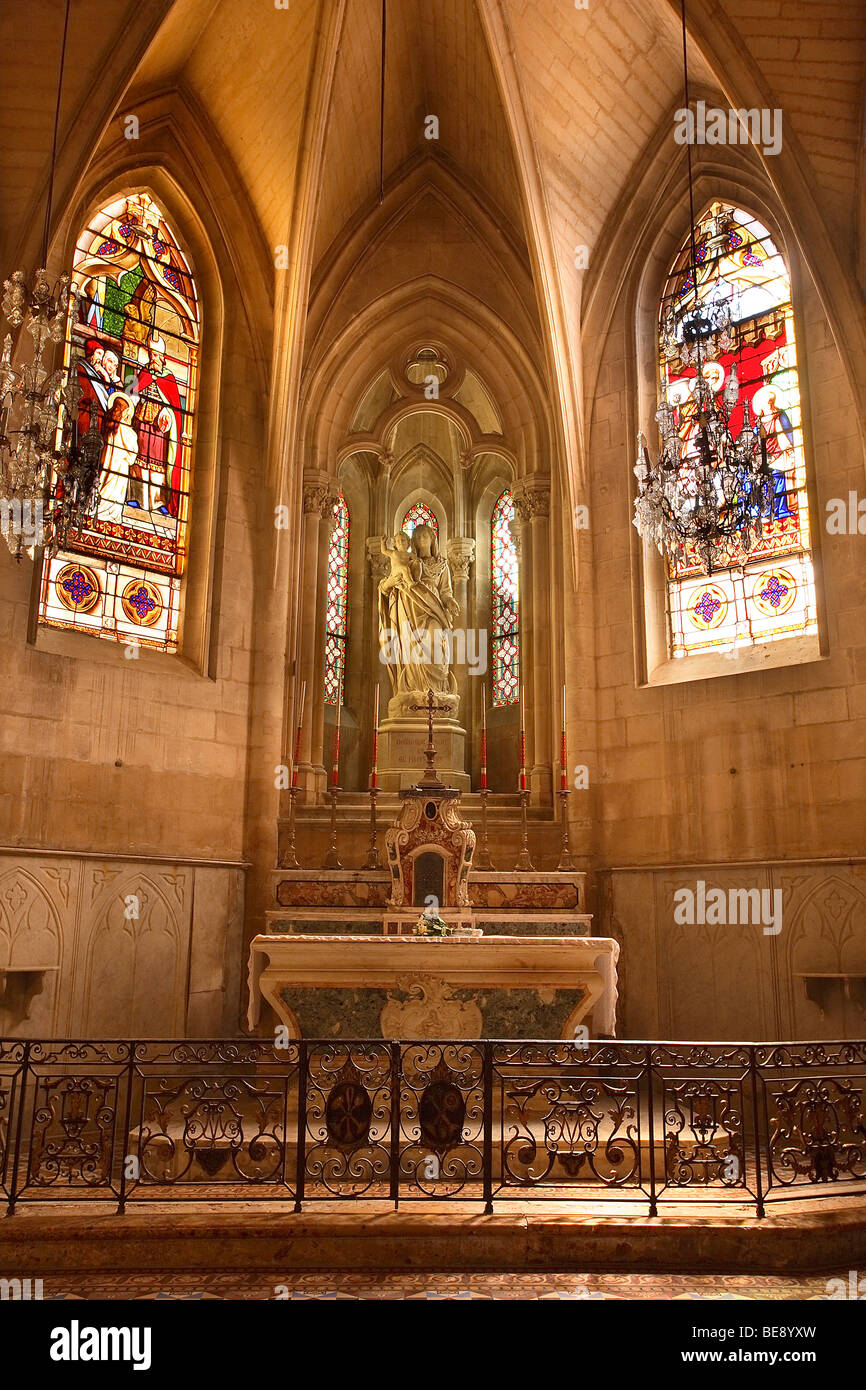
(1, 1037, 865, 1214)
(304, 1044, 392, 1197)
(399, 1043, 484, 1197)
(766, 1077, 866, 1186)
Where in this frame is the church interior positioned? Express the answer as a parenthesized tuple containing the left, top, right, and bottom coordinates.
(0, 0, 864, 1320)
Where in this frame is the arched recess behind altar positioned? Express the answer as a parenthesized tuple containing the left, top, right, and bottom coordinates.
(293, 288, 558, 802)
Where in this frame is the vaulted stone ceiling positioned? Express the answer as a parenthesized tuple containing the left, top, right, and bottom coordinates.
(131, 0, 321, 252)
(311, 0, 527, 266)
(0, 0, 863, 430)
(0, 0, 173, 268)
(6, 0, 856, 271)
(713, 0, 866, 256)
(3, 0, 862, 278)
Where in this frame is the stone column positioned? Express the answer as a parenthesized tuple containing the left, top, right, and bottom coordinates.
(446, 536, 476, 746)
(366, 536, 390, 763)
(300, 472, 339, 796)
(514, 479, 552, 804)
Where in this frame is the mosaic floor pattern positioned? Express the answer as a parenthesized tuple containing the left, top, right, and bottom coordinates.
(39, 1271, 846, 1301)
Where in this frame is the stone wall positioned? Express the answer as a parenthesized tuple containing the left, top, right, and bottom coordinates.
(601, 860, 866, 1041)
(0, 850, 245, 1038)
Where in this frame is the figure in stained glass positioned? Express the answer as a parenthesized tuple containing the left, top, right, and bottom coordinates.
(38, 192, 199, 651)
(128, 332, 185, 517)
(659, 201, 816, 657)
(95, 394, 140, 522)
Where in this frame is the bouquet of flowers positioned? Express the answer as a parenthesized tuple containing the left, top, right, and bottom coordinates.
(413, 910, 453, 937)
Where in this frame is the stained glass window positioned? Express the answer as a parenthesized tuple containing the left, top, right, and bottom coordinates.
(38, 193, 199, 650)
(324, 494, 349, 705)
(659, 201, 816, 658)
(491, 489, 519, 705)
(401, 501, 439, 541)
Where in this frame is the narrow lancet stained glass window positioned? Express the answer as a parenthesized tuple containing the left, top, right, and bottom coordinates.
(401, 501, 438, 541)
(324, 495, 349, 705)
(491, 489, 519, 705)
(38, 192, 199, 650)
(659, 201, 816, 657)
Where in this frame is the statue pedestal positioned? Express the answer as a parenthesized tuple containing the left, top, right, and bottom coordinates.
(378, 718, 469, 790)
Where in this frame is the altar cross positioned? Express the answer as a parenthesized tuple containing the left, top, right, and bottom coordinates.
(410, 688, 450, 788)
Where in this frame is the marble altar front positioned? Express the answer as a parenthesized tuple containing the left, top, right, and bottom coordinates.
(247, 933, 619, 1039)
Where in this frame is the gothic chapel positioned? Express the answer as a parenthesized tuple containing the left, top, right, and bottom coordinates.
(0, 0, 864, 1312)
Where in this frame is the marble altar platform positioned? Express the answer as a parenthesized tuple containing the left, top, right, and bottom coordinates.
(267, 868, 592, 936)
(247, 933, 619, 1038)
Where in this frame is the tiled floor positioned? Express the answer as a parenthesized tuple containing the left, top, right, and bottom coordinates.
(40, 1270, 846, 1300)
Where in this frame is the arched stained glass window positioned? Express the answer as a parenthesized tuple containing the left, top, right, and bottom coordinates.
(401, 500, 438, 541)
(324, 494, 349, 705)
(491, 489, 519, 706)
(659, 201, 816, 658)
(38, 192, 199, 651)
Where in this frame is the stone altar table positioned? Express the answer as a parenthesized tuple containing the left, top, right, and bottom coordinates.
(247, 933, 619, 1039)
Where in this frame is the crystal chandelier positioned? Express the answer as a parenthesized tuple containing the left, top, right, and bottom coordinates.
(0, 0, 102, 563)
(632, 0, 774, 576)
(658, 209, 739, 366)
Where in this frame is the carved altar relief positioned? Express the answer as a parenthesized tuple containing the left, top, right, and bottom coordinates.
(380, 975, 483, 1039)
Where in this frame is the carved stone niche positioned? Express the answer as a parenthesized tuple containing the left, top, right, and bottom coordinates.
(383, 787, 476, 933)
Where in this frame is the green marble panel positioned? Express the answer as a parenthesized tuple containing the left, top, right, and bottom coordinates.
(476, 920, 589, 937)
(267, 918, 586, 937)
(280, 984, 586, 1040)
(268, 918, 383, 935)
(281, 987, 389, 1037)
(477, 988, 586, 1038)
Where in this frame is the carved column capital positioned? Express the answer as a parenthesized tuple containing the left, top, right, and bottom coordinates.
(513, 479, 550, 521)
(446, 536, 475, 581)
(302, 471, 340, 518)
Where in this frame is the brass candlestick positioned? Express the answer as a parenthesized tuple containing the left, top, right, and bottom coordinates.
(556, 786, 578, 871)
(474, 788, 494, 869)
(322, 786, 343, 869)
(515, 788, 535, 871)
(363, 785, 382, 869)
(284, 784, 301, 868)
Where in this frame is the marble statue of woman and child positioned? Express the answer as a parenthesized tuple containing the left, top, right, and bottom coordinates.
(377, 523, 460, 721)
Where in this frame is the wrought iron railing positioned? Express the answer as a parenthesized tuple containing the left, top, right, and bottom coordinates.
(1, 1038, 864, 1216)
